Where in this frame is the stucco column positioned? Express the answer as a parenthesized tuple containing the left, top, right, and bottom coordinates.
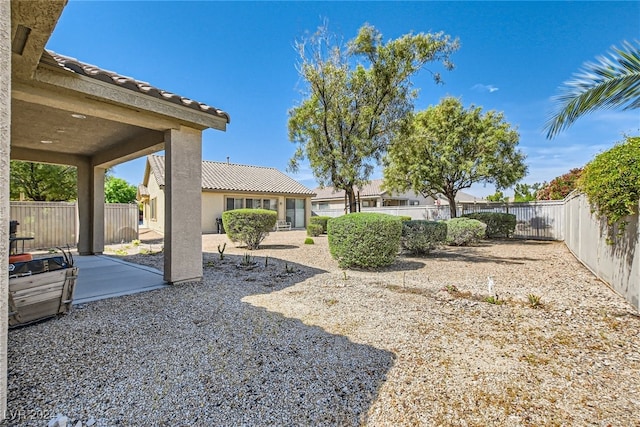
(0, 0, 10, 419)
(77, 161, 105, 255)
(164, 127, 202, 284)
(92, 167, 105, 254)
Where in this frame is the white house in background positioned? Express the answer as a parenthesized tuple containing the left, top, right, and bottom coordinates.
(311, 179, 483, 211)
(138, 155, 316, 234)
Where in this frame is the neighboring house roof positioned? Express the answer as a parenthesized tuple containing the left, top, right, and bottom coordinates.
(312, 179, 428, 201)
(312, 179, 483, 203)
(137, 184, 150, 200)
(144, 155, 315, 196)
(42, 50, 231, 124)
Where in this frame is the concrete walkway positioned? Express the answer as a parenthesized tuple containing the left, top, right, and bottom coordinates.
(73, 255, 167, 304)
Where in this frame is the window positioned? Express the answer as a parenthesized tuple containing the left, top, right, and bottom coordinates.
(226, 197, 278, 212)
(150, 198, 157, 221)
(226, 197, 244, 211)
(362, 200, 377, 208)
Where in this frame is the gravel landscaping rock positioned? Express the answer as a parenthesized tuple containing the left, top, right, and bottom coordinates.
(3, 231, 639, 426)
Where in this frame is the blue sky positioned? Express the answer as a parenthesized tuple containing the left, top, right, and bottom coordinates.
(46, 1, 639, 197)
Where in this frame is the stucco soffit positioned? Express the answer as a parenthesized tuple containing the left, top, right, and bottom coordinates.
(30, 62, 228, 132)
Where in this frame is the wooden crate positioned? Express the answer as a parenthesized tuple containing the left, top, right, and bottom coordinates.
(8, 267, 79, 327)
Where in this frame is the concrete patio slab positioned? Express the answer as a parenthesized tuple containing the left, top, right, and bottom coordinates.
(73, 255, 167, 304)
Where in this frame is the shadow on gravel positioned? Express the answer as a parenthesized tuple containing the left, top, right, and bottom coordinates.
(256, 244, 299, 250)
(4, 253, 394, 427)
(429, 250, 541, 264)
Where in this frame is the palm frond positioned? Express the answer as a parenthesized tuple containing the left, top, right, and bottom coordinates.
(545, 40, 640, 139)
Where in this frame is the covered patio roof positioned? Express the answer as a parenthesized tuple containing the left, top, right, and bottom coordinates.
(8, 0, 230, 282)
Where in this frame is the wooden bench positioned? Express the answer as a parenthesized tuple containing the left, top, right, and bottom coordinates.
(274, 219, 291, 231)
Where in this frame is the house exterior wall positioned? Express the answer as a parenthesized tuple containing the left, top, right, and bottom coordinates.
(202, 191, 224, 233)
(147, 174, 313, 234)
(0, 0, 10, 418)
(145, 171, 165, 234)
(203, 191, 312, 232)
(313, 193, 434, 212)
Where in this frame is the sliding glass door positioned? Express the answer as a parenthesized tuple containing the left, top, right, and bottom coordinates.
(285, 198, 306, 228)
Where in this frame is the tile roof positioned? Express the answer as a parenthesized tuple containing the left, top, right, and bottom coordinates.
(147, 155, 315, 196)
(42, 50, 230, 123)
(137, 184, 150, 197)
(312, 179, 390, 199)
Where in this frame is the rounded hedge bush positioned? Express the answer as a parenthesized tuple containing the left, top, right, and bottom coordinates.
(446, 217, 487, 246)
(462, 212, 516, 238)
(306, 223, 323, 237)
(221, 209, 277, 250)
(328, 213, 402, 268)
(309, 216, 331, 233)
(401, 220, 447, 255)
(304, 237, 314, 245)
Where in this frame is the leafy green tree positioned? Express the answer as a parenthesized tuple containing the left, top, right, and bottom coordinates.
(486, 191, 508, 202)
(514, 183, 543, 202)
(104, 176, 137, 203)
(383, 97, 526, 218)
(545, 40, 640, 138)
(10, 161, 77, 201)
(288, 23, 458, 212)
(536, 168, 582, 200)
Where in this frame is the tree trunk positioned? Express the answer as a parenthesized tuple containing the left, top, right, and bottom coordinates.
(345, 187, 358, 213)
(447, 196, 457, 218)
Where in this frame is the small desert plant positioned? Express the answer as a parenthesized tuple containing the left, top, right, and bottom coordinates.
(222, 209, 277, 250)
(218, 242, 226, 260)
(114, 248, 128, 256)
(284, 263, 295, 273)
(446, 217, 487, 246)
(328, 213, 402, 268)
(484, 295, 504, 305)
(463, 212, 516, 238)
(443, 284, 459, 294)
(401, 220, 447, 255)
(240, 253, 254, 266)
(304, 237, 314, 244)
(528, 294, 542, 308)
(306, 223, 323, 237)
(309, 216, 331, 233)
(132, 239, 141, 247)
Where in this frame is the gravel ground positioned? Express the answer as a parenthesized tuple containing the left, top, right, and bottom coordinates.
(4, 230, 640, 426)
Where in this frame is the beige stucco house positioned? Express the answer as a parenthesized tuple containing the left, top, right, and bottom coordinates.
(312, 179, 484, 211)
(139, 155, 315, 233)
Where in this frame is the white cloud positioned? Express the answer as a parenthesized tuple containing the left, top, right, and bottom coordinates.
(471, 83, 499, 93)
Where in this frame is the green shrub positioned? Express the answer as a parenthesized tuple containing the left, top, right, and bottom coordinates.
(397, 215, 412, 222)
(401, 220, 447, 255)
(328, 213, 402, 268)
(446, 217, 486, 246)
(310, 216, 331, 233)
(304, 237, 314, 245)
(306, 223, 323, 237)
(579, 136, 639, 232)
(221, 209, 277, 250)
(463, 212, 516, 238)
